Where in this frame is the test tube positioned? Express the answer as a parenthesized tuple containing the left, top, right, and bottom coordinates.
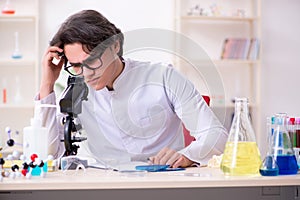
(12, 32, 22, 59)
(295, 118, 300, 148)
(2, 78, 7, 104)
(294, 118, 300, 168)
(288, 117, 296, 147)
(3, 88, 7, 104)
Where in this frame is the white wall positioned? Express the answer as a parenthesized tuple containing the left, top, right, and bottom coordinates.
(38, 0, 300, 155)
(260, 0, 300, 154)
(39, 0, 174, 62)
(38, 0, 175, 93)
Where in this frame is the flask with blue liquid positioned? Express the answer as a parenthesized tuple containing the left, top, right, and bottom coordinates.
(259, 117, 279, 176)
(261, 113, 298, 175)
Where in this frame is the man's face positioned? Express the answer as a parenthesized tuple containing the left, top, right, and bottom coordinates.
(64, 43, 117, 90)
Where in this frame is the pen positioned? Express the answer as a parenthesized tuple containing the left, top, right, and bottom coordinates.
(147, 157, 153, 164)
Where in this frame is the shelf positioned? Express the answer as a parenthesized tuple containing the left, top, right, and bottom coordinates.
(175, 59, 260, 67)
(0, 14, 36, 21)
(211, 103, 257, 109)
(0, 146, 23, 156)
(0, 104, 34, 109)
(0, 59, 35, 67)
(175, 0, 262, 133)
(213, 59, 260, 65)
(0, 0, 39, 149)
(180, 15, 259, 22)
(211, 104, 234, 109)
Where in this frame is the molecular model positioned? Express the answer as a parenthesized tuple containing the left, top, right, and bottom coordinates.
(20, 153, 53, 179)
(0, 127, 21, 181)
(1, 127, 22, 151)
(0, 127, 54, 181)
(0, 151, 54, 181)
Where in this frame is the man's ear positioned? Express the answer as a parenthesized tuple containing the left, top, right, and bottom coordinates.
(113, 40, 120, 55)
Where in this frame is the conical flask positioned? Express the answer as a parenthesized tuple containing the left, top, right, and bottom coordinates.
(220, 97, 261, 176)
(2, 0, 15, 14)
(259, 117, 279, 176)
(271, 113, 298, 175)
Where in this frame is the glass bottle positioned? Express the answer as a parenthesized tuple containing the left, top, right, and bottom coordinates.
(220, 97, 261, 176)
(271, 113, 298, 175)
(259, 117, 279, 176)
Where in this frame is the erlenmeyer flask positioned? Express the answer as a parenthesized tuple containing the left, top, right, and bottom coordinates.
(2, 0, 15, 14)
(220, 97, 261, 176)
(271, 113, 298, 175)
(259, 117, 279, 176)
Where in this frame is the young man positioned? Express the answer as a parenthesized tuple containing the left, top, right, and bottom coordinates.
(38, 9, 228, 168)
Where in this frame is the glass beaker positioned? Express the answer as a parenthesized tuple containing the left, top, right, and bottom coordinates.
(259, 117, 279, 176)
(220, 97, 261, 176)
(271, 113, 298, 175)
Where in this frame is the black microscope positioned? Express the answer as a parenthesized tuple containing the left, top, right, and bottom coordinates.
(59, 76, 89, 157)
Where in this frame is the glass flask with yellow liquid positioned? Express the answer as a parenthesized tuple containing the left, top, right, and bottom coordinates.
(220, 97, 261, 176)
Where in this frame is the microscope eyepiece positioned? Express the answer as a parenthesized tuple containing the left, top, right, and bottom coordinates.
(59, 76, 88, 116)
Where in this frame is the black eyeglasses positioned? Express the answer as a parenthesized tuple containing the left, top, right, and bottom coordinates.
(63, 54, 104, 76)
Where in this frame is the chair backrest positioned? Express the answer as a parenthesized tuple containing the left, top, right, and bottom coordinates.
(183, 95, 210, 147)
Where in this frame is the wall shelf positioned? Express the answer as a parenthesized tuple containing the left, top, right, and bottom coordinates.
(0, 0, 39, 146)
(0, 15, 36, 21)
(187, 59, 259, 64)
(0, 59, 36, 66)
(180, 15, 259, 22)
(0, 104, 34, 109)
(213, 59, 260, 65)
(175, 0, 261, 133)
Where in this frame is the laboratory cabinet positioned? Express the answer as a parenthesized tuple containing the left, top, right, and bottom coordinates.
(174, 0, 262, 136)
(0, 0, 39, 148)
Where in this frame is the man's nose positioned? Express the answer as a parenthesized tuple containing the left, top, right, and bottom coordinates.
(82, 66, 95, 76)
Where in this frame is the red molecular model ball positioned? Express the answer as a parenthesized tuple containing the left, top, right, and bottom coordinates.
(30, 154, 38, 162)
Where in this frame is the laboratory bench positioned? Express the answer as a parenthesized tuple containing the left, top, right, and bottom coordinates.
(0, 167, 299, 200)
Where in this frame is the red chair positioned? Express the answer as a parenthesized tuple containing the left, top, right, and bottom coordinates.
(183, 95, 210, 146)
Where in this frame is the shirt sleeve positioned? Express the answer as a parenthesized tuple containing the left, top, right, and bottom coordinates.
(163, 66, 228, 165)
(34, 92, 65, 159)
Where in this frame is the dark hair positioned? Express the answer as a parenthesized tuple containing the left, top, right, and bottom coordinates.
(50, 10, 124, 56)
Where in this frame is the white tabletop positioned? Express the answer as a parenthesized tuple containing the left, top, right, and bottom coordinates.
(1, 167, 300, 191)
